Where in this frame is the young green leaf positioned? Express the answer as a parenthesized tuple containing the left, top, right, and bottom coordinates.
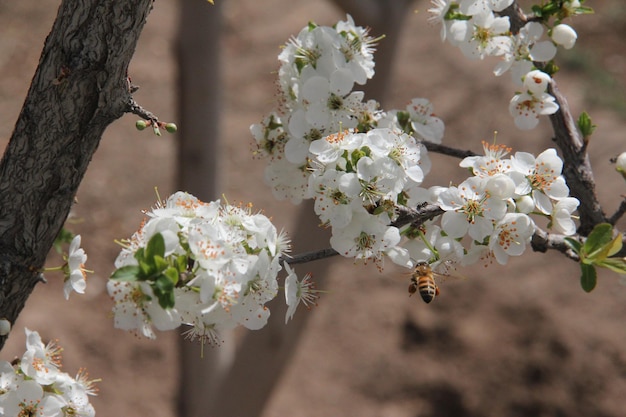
(577, 111, 596, 139)
(580, 263, 597, 292)
(597, 258, 626, 275)
(564, 237, 582, 254)
(588, 233, 623, 264)
(153, 273, 176, 309)
(146, 233, 166, 260)
(110, 265, 141, 282)
(582, 223, 614, 260)
(164, 266, 180, 286)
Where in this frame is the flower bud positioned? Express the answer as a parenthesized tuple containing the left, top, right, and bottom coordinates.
(616, 152, 626, 180)
(0, 318, 10, 336)
(515, 195, 534, 214)
(485, 174, 515, 199)
(551, 24, 577, 49)
(523, 70, 551, 95)
(136, 120, 147, 131)
(165, 123, 178, 133)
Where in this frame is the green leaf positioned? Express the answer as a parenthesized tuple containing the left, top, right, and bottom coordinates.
(146, 233, 166, 260)
(164, 266, 180, 286)
(111, 265, 141, 282)
(134, 247, 145, 262)
(597, 258, 626, 275)
(580, 263, 597, 292)
(175, 254, 189, 273)
(153, 274, 175, 309)
(53, 227, 75, 254)
(564, 237, 582, 254)
(138, 259, 154, 279)
(582, 223, 614, 260)
(586, 234, 622, 264)
(606, 233, 623, 257)
(154, 255, 169, 272)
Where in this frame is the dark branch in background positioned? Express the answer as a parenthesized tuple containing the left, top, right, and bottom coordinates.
(609, 197, 626, 225)
(283, 248, 339, 265)
(422, 141, 479, 159)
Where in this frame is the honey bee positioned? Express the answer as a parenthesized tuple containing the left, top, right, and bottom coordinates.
(408, 261, 440, 304)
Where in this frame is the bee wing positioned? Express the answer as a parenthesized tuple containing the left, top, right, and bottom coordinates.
(431, 260, 467, 281)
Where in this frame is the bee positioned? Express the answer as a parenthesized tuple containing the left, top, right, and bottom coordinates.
(408, 261, 440, 304)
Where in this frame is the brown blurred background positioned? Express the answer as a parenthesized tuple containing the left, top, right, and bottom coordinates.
(1, 1, 625, 416)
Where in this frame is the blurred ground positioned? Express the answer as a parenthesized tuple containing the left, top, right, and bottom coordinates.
(1, 1, 626, 417)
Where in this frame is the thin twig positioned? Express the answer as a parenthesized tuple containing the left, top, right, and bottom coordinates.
(531, 227, 580, 261)
(422, 142, 479, 160)
(609, 196, 626, 225)
(283, 203, 583, 268)
(392, 204, 445, 229)
(126, 97, 159, 124)
(282, 248, 339, 265)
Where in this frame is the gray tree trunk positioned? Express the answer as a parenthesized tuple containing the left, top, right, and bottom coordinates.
(0, 0, 154, 352)
(174, 1, 235, 417)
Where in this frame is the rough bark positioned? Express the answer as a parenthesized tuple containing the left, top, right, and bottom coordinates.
(0, 0, 155, 351)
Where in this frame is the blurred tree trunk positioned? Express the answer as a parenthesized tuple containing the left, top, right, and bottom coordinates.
(174, 1, 413, 416)
(174, 2, 237, 417)
(332, 0, 416, 105)
(0, 0, 154, 351)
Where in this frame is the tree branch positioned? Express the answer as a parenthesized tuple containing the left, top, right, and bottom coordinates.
(546, 80, 607, 235)
(0, 0, 154, 351)
(283, 204, 583, 268)
(500, 2, 607, 235)
(422, 141, 479, 160)
(530, 227, 580, 261)
(609, 196, 626, 225)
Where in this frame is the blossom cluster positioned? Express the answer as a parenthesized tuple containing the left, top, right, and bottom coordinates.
(251, 15, 582, 274)
(251, 15, 381, 204)
(406, 142, 579, 268)
(308, 127, 430, 269)
(428, 0, 585, 129)
(251, 16, 444, 268)
(108, 192, 315, 343)
(0, 328, 97, 417)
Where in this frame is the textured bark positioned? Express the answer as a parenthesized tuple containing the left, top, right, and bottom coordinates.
(0, 0, 154, 351)
(547, 81, 606, 235)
